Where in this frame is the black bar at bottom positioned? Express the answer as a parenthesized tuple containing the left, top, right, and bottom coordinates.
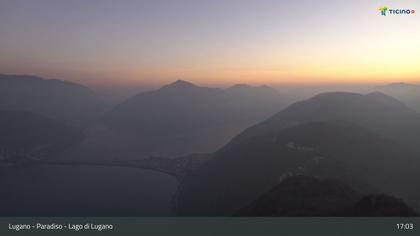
(0, 217, 419, 236)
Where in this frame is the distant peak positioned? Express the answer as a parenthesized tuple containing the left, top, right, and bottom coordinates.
(375, 82, 420, 90)
(387, 82, 415, 87)
(174, 79, 194, 85)
(159, 80, 199, 91)
(163, 80, 197, 89)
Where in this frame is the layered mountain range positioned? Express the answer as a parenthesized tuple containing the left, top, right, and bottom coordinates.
(0, 74, 106, 128)
(96, 79, 293, 157)
(176, 92, 420, 215)
(2, 74, 420, 216)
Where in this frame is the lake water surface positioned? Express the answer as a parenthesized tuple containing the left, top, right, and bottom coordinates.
(0, 165, 178, 216)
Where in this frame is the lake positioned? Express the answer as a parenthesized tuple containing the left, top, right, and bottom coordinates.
(0, 165, 178, 216)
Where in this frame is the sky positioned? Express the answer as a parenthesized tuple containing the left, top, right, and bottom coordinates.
(0, 0, 419, 87)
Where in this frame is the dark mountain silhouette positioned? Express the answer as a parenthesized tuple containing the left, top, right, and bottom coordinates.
(339, 194, 418, 216)
(176, 92, 420, 216)
(0, 110, 83, 155)
(235, 176, 360, 216)
(236, 176, 417, 216)
(375, 83, 420, 113)
(0, 74, 105, 128)
(100, 80, 291, 157)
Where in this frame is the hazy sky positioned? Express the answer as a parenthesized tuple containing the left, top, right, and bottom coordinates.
(0, 0, 419, 86)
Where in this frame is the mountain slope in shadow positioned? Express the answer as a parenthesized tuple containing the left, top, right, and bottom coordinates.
(0, 110, 83, 156)
(228, 91, 420, 152)
(0, 74, 105, 128)
(176, 92, 420, 216)
(236, 176, 417, 217)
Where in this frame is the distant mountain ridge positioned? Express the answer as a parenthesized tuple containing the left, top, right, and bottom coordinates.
(375, 82, 420, 113)
(0, 74, 105, 127)
(378, 82, 420, 89)
(100, 80, 292, 157)
(227, 91, 420, 151)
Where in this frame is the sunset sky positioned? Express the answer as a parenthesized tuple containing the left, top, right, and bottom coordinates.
(0, 0, 419, 87)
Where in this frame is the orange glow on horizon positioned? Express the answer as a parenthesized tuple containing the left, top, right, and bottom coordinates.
(1, 1, 420, 88)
